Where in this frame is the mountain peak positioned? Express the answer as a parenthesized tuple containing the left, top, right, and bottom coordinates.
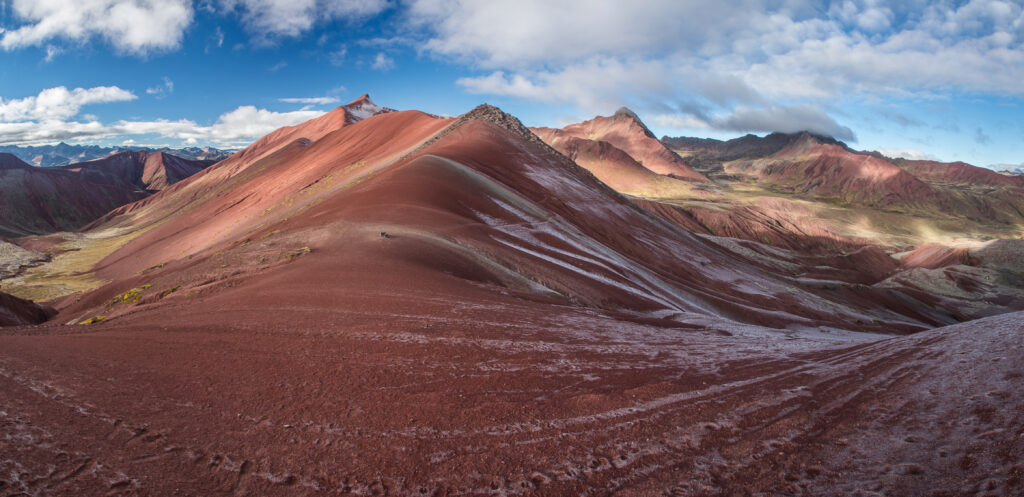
(346, 93, 373, 106)
(457, 104, 540, 144)
(610, 107, 658, 140)
(613, 107, 640, 120)
(340, 93, 392, 123)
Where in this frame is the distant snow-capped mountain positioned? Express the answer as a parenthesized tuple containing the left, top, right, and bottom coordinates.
(0, 142, 233, 167)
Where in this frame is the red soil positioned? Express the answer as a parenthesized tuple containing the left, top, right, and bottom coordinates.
(901, 244, 974, 269)
(2, 285, 1020, 495)
(634, 197, 865, 253)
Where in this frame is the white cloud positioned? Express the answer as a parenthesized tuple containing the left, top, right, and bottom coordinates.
(651, 113, 712, 130)
(457, 58, 676, 114)
(43, 45, 61, 62)
(145, 77, 174, 99)
(371, 52, 395, 70)
(707, 105, 856, 142)
(653, 104, 856, 142)
(0, 0, 192, 55)
(877, 148, 938, 161)
(216, 0, 389, 43)
(405, 0, 752, 68)
(0, 86, 137, 122)
(279, 96, 340, 105)
(412, 0, 1024, 139)
(190, 105, 324, 144)
(0, 105, 325, 148)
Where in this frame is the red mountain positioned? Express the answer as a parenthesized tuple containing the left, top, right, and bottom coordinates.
(535, 108, 709, 182)
(59, 150, 215, 192)
(62, 105, 946, 334)
(726, 132, 942, 209)
(895, 158, 1024, 187)
(530, 127, 701, 197)
(0, 151, 214, 237)
(0, 101, 1021, 496)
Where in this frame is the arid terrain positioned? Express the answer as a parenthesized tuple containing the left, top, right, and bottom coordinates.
(1, 96, 1022, 496)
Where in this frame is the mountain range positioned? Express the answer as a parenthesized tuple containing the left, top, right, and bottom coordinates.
(0, 142, 232, 167)
(0, 95, 1021, 496)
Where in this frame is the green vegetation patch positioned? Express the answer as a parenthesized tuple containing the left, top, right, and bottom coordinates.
(140, 262, 166, 275)
(282, 246, 312, 261)
(159, 286, 180, 299)
(107, 284, 151, 307)
(79, 315, 106, 325)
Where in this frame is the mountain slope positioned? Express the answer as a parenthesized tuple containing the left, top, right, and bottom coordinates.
(44, 104, 955, 338)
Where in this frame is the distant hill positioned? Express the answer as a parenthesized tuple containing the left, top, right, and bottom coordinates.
(0, 151, 214, 238)
(0, 142, 232, 167)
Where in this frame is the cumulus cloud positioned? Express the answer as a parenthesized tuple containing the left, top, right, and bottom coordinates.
(0, 106, 324, 147)
(191, 105, 323, 143)
(877, 148, 938, 161)
(413, 0, 1024, 138)
(0, 86, 137, 122)
(145, 77, 174, 99)
(216, 0, 389, 43)
(279, 96, 340, 105)
(0, 83, 323, 147)
(0, 0, 192, 55)
(457, 58, 677, 114)
(405, 0, 751, 68)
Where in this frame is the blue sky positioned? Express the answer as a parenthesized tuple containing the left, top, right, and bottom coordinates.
(0, 1, 1022, 168)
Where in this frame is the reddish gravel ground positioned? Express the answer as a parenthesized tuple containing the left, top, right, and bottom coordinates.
(1, 294, 1022, 496)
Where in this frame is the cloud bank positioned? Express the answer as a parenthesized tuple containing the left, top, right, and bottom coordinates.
(0, 86, 323, 147)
